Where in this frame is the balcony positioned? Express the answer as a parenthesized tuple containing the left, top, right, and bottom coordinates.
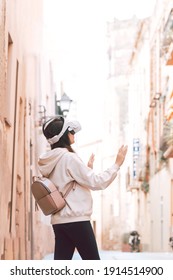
(160, 120, 173, 159)
(160, 9, 173, 64)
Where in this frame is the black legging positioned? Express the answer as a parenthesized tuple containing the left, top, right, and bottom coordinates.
(52, 221, 100, 260)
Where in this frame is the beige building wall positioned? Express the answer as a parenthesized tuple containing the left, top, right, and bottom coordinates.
(147, 0, 173, 251)
(0, 0, 54, 259)
(102, 18, 136, 251)
(127, 19, 151, 251)
(150, 168, 171, 251)
(126, 0, 173, 252)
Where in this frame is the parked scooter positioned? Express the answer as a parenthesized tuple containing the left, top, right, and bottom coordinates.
(129, 231, 140, 252)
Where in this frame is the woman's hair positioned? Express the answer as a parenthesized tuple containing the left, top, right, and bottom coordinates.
(42, 117, 74, 152)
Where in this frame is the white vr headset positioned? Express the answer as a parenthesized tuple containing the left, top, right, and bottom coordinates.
(44, 117, 81, 145)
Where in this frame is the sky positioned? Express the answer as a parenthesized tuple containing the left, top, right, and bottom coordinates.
(43, 0, 156, 144)
(43, 0, 156, 78)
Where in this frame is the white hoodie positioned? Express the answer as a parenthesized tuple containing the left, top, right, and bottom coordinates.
(38, 148, 120, 224)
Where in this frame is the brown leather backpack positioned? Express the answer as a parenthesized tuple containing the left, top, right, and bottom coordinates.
(31, 177, 73, 216)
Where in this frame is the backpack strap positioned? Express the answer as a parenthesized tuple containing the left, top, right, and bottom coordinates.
(63, 183, 74, 199)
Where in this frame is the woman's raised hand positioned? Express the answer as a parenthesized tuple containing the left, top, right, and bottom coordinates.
(115, 145, 128, 167)
(87, 153, 95, 169)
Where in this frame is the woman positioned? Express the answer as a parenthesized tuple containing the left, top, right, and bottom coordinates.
(38, 116, 128, 260)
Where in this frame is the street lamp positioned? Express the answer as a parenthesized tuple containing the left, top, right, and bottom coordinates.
(37, 93, 73, 126)
(56, 93, 73, 117)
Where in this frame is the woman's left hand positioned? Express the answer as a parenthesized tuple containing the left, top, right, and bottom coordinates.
(87, 153, 95, 169)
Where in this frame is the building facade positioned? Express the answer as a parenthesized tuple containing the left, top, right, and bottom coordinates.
(104, 0, 173, 252)
(126, 0, 173, 251)
(0, 0, 55, 259)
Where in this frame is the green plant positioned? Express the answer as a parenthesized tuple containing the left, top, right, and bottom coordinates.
(159, 149, 169, 164)
(141, 181, 149, 193)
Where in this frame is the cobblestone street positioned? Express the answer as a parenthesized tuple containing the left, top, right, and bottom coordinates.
(43, 250, 173, 260)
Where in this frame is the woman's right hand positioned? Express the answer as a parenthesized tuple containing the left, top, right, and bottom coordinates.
(115, 145, 128, 167)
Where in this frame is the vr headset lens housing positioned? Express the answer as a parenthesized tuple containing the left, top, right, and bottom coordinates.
(44, 117, 81, 145)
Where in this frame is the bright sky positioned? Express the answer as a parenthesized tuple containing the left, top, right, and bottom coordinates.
(43, 0, 156, 143)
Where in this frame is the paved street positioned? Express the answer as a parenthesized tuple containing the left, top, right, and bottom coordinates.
(43, 250, 173, 260)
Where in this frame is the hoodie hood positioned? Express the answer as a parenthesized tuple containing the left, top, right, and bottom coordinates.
(38, 148, 68, 177)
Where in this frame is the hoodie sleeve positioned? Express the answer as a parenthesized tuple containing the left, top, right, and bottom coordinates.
(66, 153, 120, 191)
